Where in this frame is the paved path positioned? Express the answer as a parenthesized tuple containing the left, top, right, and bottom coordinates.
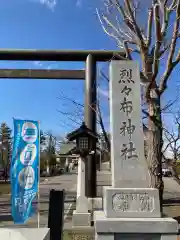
(97, 170, 180, 198)
(0, 172, 77, 228)
(163, 177, 180, 194)
(0, 170, 179, 228)
(162, 177, 180, 230)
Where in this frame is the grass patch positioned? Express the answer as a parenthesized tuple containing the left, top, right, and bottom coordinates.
(176, 163, 180, 175)
(63, 229, 94, 240)
(63, 231, 72, 240)
(0, 182, 11, 195)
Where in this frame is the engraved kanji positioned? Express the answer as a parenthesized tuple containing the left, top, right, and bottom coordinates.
(121, 142, 138, 160)
(119, 200, 129, 211)
(120, 119, 135, 138)
(120, 97, 133, 116)
(118, 69, 134, 84)
(131, 194, 137, 200)
(121, 85, 132, 96)
(113, 194, 129, 211)
(139, 193, 152, 212)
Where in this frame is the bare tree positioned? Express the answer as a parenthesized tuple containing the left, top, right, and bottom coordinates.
(57, 84, 110, 152)
(163, 114, 180, 184)
(97, 0, 180, 205)
(56, 90, 84, 129)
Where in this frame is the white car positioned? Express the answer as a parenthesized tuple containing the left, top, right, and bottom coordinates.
(162, 168, 172, 177)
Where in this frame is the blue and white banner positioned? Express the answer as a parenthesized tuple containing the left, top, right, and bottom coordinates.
(10, 119, 40, 224)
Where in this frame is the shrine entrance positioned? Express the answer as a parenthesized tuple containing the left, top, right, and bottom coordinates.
(0, 49, 124, 197)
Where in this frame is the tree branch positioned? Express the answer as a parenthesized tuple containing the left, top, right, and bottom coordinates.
(161, 6, 170, 38)
(124, 0, 146, 46)
(174, 49, 180, 65)
(96, 9, 124, 48)
(169, 0, 178, 11)
(159, 0, 180, 93)
(152, 4, 162, 81)
(111, 0, 141, 41)
(140, 71, 150, 83)
(123, 40, 132, 59)
(57, 109, 82, 126)
(147, 8, 153, 48)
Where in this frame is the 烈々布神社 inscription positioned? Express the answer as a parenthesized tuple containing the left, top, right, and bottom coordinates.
(119, 69, 137, 159)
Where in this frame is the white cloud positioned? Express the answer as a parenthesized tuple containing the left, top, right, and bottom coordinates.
(33, 61, 56, 70)
(29, 0, 84, 10)
(40, 0, 57, 11)
(29, 0, 57, 11)
(34, 61, 43, 67)
(76, 0, 82, 7)
(47, 65, 53, 70)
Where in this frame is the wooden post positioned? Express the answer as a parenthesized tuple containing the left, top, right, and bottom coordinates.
(48, 189, 65, 240)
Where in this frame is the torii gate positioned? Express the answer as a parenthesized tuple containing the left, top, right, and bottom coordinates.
(0, 49, 125, 198)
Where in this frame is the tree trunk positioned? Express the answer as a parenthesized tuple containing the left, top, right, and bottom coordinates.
(3, 167, 8, 182)
(147, 88, 164, 214)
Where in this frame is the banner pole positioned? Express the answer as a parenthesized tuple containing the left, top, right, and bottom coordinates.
(37, 121, 40, 228)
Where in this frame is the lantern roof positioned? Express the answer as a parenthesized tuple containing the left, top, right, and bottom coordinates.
(66, 122, 98, 141)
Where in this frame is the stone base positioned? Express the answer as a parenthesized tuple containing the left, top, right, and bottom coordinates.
(0, 228, 50, 240)
(101, 162, 110, 171)
(104, 187, 161, 218)
(94, 211, 178, 240)
(72, 210, 91, 227)
(88, 197, 103, 211)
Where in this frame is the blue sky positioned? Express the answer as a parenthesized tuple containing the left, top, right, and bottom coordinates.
(0, 0, 115, 136)
(0, 0, 179, 140)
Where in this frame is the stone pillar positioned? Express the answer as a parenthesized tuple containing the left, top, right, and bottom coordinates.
(94, 61, 178, 240)
(77, 157, 85, 198)
(65, 157, 68, 166)
(72, 156, 91, 227)
(65, 157, 69, 172)
(46, 159, 50, 175)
